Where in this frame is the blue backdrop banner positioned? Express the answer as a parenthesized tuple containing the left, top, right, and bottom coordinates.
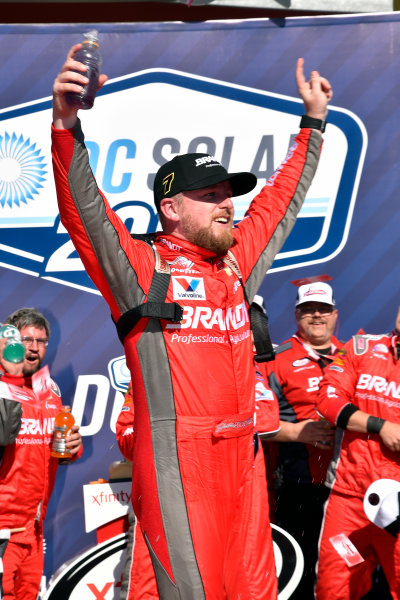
(0, 12, 399, 597)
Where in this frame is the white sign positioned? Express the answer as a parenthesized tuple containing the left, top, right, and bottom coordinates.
(83, 481, 132, 533)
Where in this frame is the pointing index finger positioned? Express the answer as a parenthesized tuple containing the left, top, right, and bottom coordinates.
(295, 57, 306, 89)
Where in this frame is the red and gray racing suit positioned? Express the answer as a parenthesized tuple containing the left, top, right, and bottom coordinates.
(52, 119, 321, 600)
(316, 332, 400, 600)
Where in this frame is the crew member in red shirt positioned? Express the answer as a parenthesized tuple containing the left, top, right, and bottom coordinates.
(316, 305, 400, 600)
(0, 308, 82, 600)
(267, 281, 341, 599)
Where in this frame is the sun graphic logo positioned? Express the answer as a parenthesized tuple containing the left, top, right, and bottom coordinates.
(0, 132, 47, 208)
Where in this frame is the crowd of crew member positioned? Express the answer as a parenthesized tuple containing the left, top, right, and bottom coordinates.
(0, 287, 399, 600)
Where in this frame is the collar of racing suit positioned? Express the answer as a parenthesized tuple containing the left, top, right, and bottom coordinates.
(293, 332, 340, 363)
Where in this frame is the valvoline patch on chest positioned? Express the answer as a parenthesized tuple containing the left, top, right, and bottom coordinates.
(172, 276, 206, 300)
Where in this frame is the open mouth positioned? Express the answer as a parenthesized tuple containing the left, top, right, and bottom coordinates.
(214, 216, 231, 225)
(25, 354, 38, 364)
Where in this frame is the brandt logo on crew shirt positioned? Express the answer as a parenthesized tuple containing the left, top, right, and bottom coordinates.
(172, 276, 206, 300)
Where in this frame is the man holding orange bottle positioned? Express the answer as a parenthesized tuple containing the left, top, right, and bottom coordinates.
(0, 307, 82, 600)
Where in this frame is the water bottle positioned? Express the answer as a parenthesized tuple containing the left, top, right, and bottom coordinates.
(0, 324, 25, 364)
(66, 30, 102, 110)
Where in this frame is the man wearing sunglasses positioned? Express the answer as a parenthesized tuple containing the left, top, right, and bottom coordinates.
(0, 307, 82, 600)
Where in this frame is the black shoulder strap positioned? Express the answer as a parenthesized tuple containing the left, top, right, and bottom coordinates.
(274, 340, 292, 355)
(223, 251, 275, 363)
(115, 234, 183, 344)
(250, 302, 275, 363)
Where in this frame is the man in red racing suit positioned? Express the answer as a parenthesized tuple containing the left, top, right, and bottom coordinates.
(0, 308, 82, 600)
(52, 45, 332, 599)
(316, 306, 400, 600)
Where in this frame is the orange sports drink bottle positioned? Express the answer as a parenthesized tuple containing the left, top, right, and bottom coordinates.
(51, 405, 75, 459)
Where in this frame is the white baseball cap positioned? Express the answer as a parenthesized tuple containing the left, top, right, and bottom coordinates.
(295, 282, 335, 307)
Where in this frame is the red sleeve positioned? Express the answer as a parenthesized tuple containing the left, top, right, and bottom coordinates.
(52, 122, 155, 324)
(231, 129, 322, 288)
(0, 372, 24, 386)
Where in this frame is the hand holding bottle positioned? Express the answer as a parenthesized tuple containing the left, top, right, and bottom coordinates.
(53, 39, 108, 130)
(51, 405, 82, 459)
(65, 30, 102, 110)
(65, 425, 82, 458)
(0, 324, 25, 375)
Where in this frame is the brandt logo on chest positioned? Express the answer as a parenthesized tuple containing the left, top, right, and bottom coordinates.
(167, 301, 249, 331)
(19, 417, 55, 436)
(357, 374, 400, 399)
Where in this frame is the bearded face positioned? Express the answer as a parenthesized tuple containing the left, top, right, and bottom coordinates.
(19, 325, 48, 376)
(179, 210, 234, 254)
(168, 181, 235, 255)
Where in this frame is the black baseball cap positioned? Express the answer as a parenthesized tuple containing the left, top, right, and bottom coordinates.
(153, 153, 257, 211)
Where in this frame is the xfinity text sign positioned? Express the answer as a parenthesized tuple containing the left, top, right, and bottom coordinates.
(0, 69, 367, 292)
